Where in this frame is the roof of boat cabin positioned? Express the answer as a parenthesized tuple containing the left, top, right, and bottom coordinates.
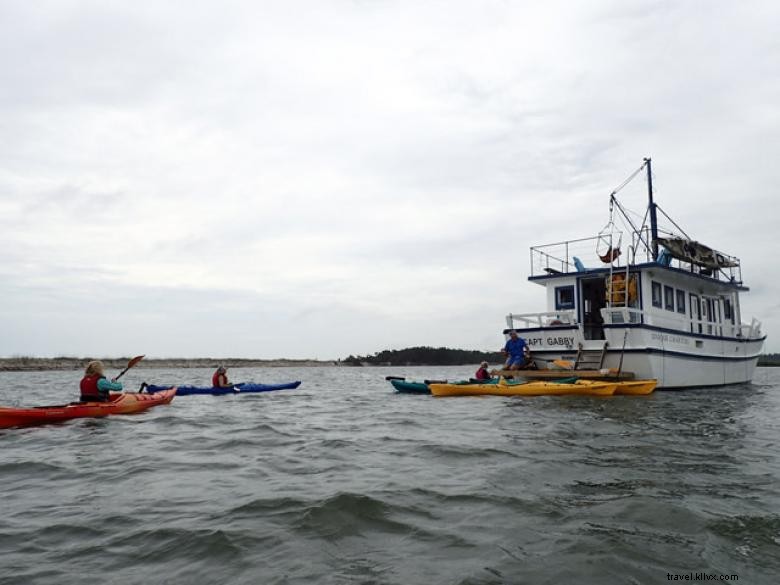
(528, 261, 749, 292)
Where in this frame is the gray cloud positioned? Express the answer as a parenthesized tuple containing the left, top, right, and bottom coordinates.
(1, 0, 778, 357)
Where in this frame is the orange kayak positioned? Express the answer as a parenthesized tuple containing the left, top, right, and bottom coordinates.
(0, 388, 177, 429)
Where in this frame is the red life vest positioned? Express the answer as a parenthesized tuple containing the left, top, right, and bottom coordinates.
(212, 372, 225, 387)
(475, 367, 490, 380)
(80, 374, 102, 398)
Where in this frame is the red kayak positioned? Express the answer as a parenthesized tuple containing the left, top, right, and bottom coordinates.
(0, 388, 177, 429)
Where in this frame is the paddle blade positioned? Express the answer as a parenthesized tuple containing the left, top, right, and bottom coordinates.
(115, 355, 145, 380)
(127, 355, 145, 368)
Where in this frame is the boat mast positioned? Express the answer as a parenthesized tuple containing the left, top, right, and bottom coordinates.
(645, 157, 658, 261)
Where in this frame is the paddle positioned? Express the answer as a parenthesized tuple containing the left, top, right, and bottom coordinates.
(115, 355, 145, 381)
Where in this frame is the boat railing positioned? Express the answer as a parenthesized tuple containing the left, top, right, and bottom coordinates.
(600, 307, 643, 325)
(506, 311, 577, 329)
(531, 230, 744, 284)
(603, 307, 762, 340)
(530, 234, 624, 276)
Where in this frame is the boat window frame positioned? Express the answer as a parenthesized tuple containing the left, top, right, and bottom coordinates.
(651, 281, 662, 308)
(689, 292, 701, 333)
(676, 289, 686, 315)
(554, 285, 575, 310)
(664, 285, 675, 312)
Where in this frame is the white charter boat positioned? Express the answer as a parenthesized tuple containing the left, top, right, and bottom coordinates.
(507, 158, 765, 388)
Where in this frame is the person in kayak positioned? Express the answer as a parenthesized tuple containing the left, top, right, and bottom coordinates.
(79, 361, 123, 402)
(475, 361, 492, 380)
(212, 366, 232, 388)
(502, 330, 530, 370)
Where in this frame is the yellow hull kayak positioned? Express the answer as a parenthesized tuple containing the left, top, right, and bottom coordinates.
(576, 379, 657, 395)
(429, 380, 618, 397)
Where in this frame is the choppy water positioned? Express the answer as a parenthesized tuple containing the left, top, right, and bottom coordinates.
(1, 366, 779, 584)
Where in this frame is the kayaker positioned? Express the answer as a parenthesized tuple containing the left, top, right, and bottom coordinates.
(475, 361, 492, 380)
(502, 330, 530, 370)
(79, 360, 123, 402)
(212, 366, 232, 388)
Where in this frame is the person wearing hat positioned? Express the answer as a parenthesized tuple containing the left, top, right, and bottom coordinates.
(212, 365, 232, 388)
(502, 330, 530, 370)
(474, 361, 492, 381)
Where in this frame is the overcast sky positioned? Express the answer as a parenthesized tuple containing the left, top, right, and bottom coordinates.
(1, 0, 778, 359)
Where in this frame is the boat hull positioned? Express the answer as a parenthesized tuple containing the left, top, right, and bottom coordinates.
(145, 381, 301, 396)
(516, 325, 763, 388)
(390, 380, 430, 394)
(429, 380, 617, 397)
(0, 389, 177, 429)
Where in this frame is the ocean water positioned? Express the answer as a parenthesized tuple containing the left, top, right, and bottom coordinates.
(1, 366, 779, 585)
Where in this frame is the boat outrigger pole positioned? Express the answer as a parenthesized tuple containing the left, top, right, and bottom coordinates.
(645, 157, 658, 261)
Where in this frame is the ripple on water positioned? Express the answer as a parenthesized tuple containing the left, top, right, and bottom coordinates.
(1, 367, 779, 585)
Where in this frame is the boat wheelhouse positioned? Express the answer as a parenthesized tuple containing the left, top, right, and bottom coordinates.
(507, 158, 765, 388)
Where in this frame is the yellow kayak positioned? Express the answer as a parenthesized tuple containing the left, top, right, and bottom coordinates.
(576, 379, 657, 395)
(429, 379, 618, 397)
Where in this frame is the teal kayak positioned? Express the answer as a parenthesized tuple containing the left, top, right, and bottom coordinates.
(390, 379, 430, 394)
(388, 378, 499, 394)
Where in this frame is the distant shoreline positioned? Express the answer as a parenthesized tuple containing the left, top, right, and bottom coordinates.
(0, 357, 336, 372)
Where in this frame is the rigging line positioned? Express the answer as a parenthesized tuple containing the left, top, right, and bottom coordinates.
(655, 204, 691, 239)
(608, 160, 648, 197)
(610, 194, 652, 256)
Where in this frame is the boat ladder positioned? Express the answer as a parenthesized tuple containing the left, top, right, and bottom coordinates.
(574, 342, 609, 370)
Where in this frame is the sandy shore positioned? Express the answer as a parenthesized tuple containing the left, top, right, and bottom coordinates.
(0, 357, 336, 371)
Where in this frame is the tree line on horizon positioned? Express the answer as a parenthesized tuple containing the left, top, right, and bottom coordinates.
(342, 346, 504, 366)
(758, 353, 780, 366)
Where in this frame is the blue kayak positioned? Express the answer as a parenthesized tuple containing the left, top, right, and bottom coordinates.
(145, 381, 301, 396)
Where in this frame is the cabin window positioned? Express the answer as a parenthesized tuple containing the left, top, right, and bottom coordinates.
(651, 281, 662, 308)
(555, 286, 575, 310)
(676, 290, 686, 314)
(724, 298, 733, 322)
(690, 293, 701, 333)
(664, 285, 675, 311)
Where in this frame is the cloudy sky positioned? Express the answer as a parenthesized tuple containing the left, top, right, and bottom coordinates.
(1, 0, 778, 359)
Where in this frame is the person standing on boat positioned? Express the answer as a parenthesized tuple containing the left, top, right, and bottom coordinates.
(212, 366, 232, 388)
(475, 361, 492, 380)
(502, 330, 530, 370)
(79, 360, 123, 402)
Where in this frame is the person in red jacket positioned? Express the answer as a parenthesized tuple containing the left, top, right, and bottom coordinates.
(79, 361, 123, 402)
(475, 361, 492, 381)
(212, 366, 232, 388)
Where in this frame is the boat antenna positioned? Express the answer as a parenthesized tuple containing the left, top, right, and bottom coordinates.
(645, 157, 659, 260)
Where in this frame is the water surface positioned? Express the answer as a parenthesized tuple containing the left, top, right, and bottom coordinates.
(2, 366, 779, 584)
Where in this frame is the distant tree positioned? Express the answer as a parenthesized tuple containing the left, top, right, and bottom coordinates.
(342, 346, 503, 366)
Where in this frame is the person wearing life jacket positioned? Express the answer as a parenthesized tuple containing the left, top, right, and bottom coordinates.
(475, 361, 492, 381)
(212, 366, 232, 388)
(79, 360, 123, 402)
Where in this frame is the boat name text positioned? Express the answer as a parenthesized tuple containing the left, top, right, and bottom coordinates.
(650, 333, 691, 345)
(526, 336, 575, 347)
